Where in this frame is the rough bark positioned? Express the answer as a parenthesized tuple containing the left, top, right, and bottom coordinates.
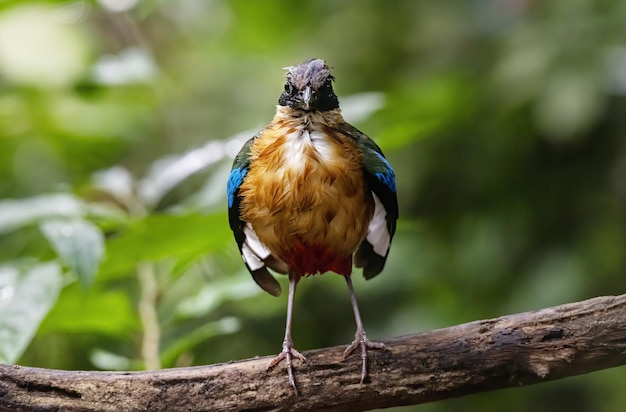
(2, 294, 626, 412)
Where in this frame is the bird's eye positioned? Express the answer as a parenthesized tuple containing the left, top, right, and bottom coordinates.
(284, 83, 293, 93)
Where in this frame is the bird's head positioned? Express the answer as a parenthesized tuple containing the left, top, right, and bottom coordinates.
(278, 58, 339, 112)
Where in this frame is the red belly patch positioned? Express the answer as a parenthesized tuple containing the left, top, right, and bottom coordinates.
(283, 241, 352, 277)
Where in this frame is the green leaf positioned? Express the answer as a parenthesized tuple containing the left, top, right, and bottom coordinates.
(174, 271, 261, 320)
(89, 348, 131, 371)
(40, 218, 105, 287)
(100, 213, 231, 278)
(0, 262, 63, 363)
(161, 317, 240, 368)
(38, 283, 138, 338)
(0, 193, 84, 234)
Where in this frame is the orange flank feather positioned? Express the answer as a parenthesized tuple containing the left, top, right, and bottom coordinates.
(238, 106, 374, 277)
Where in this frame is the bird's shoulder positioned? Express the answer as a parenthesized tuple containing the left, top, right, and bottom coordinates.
(337, 122, 396, 190)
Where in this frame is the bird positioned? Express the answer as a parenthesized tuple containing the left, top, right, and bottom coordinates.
(227, 58, 398, 390)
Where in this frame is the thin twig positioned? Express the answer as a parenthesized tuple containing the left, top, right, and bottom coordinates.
(137, 261, 161, 370)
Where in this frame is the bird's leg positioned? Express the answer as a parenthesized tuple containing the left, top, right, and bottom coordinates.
(343, 275, 388, 384)
(267, 273, 306, 391)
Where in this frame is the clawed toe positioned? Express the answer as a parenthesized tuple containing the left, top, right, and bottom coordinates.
(344, 329, 389, 384)
(268, 339, 307, 391)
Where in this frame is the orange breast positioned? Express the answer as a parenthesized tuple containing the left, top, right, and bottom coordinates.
(238, 109, 374, 277)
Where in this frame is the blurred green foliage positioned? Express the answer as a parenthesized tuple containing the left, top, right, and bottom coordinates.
(0, 0, 626, 410)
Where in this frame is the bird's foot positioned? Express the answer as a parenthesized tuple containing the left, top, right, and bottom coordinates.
(343, 329, 388, 384)
(268, 338, 307, 392)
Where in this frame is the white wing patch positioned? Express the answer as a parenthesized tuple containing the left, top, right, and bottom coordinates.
(367, 193, 390, 257)
(242, 223, 271, 270)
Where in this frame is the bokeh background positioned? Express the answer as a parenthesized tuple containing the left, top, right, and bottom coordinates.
(1, 0, 626, 410)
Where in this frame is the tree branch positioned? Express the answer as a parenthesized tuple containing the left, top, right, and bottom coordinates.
(2, 294, 626, 412)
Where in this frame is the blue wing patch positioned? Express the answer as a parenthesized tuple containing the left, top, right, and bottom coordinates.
(374, 152, 396, 193)
(227, 167, 247, 207)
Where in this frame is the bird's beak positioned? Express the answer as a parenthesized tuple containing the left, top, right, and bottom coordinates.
(301, 86, 312, 110)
